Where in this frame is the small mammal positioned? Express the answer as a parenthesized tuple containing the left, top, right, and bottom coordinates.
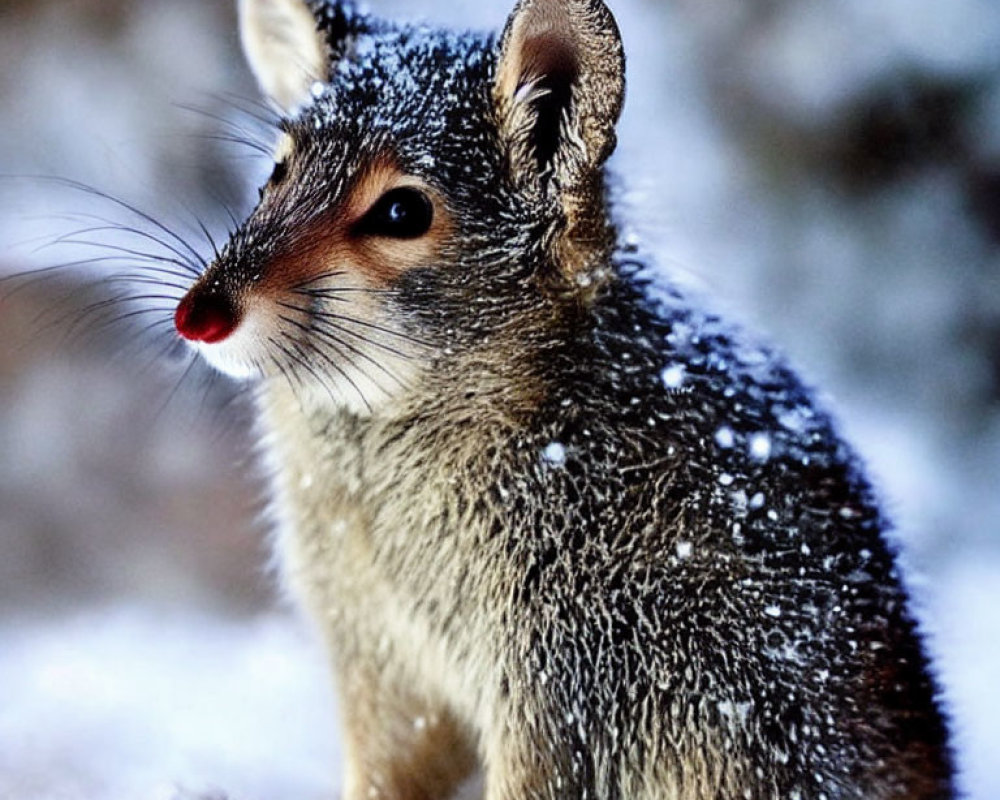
(173, 0, 954, 797)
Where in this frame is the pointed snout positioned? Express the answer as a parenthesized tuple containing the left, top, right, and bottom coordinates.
(175, 289, 241, 344)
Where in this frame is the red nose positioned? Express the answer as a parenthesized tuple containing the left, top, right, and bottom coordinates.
(175, 292, 239, 343)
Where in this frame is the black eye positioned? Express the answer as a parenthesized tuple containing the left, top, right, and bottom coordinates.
(356, 187, 434, 239)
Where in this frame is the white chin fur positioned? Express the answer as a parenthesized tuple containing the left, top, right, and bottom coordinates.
(196, 343, 257, 380)
(189, 311, 411, 416)
(191, 314, 264, 380)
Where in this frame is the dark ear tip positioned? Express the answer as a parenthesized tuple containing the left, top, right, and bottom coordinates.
(306, 0, 358, 17)
(306, 0, 367, 56)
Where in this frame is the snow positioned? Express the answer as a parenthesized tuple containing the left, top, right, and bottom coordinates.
(0, 0, 997, 798)
(714, 426, 735, 449)
(660, 364, 686, 390)
(747, 433, 772, 463)
(0, 609, 341, 800)
(541, 441, 567, 466)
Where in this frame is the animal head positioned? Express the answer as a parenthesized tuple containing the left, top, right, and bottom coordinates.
(175, 0, 625, 414)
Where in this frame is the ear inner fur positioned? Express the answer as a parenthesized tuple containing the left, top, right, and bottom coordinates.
(239, 0, 330, 112)
(494, 0, 625, 283)
(520, 33, 580, 171)
(494, 0, 625, 176)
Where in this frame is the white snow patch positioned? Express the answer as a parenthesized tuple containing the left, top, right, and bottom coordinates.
(660, 364, 686, 390)
(541, 442, 567, 465)
(748, 433, 772, 462)
(0, 607, 341, 800)
(715, 426, 736, 449)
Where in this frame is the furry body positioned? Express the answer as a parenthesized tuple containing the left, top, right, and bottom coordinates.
(262, 269, 951, 799)
(176, 1, 954, 797)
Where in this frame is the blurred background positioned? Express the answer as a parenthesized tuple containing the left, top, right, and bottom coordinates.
(0, 0, 997, 798)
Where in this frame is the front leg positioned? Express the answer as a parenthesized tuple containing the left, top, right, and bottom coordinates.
(336, 659, 479, 800)
(482, 706, 584, 800)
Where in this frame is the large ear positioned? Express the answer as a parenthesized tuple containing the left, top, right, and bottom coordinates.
(494, 0, 625, 192)
(238, 0, 329, 113)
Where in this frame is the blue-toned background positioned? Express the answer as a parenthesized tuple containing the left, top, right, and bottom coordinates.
(1, 1, 997, 797)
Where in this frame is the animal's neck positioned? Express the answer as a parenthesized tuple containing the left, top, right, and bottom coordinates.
(255, 381, 366, 501)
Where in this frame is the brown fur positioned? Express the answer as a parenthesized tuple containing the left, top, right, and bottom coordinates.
(174, 1, 955, 797)
(261, 158, 451, 290)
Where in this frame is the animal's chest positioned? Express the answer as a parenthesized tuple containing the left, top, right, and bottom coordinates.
(268, 419, 494, 631)
(272, 438, 507, 729)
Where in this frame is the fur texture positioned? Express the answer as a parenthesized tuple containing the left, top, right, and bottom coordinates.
(175, 1, 954, 797)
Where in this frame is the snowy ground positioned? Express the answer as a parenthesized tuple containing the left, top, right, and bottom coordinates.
(0, 611, 342, 800)
(0, 576, 992, 800)
(1, 0, 998, 798)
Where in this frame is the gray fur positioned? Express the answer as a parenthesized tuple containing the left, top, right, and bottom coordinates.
(177, 1, 954, 797)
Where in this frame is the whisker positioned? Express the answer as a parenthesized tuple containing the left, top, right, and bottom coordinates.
(152, 352, 203, 421)
(43, 234, 203, 280)
(190, 211, 223, 263)
(265, 351, 305, 407)
(295, 285, 397, 297)
(175, 100, 277, 150)
(216, 91, 284, 130)
(109, 274, 189, 292)
(0, 258, 113, 300)
(111, 262, 195, 284)
(289, 270, 348, 290)
(270, 335, 346, 409)
(281, 330, 374, 413)
(130, 316, 180, 340)
(91, 304, 180, 335)
(184, 95, 282, 134)
(276, 299, 420, 359)
(310, 340, 387, 411)
(282, 290, 430, 347)
(194, 132, 273, 156)
(48, 292, 133, 343)
(6, 175, 208, 270)
(62, 293, 177, 341)
(218, 195, 243, 231)
(40, 220, 203, 277)
(278, 311, 404, 391)
(311, 309, 431, 349)
(198, 369, 251, 440)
